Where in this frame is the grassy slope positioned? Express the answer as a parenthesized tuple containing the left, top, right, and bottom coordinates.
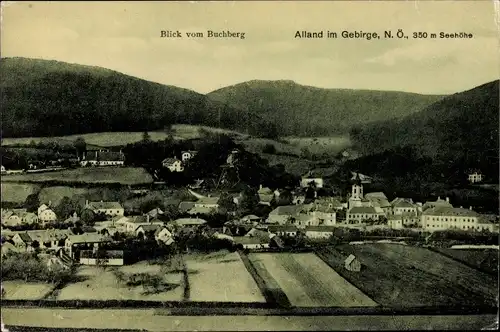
(0, 57, 270, 138)
(208, 80, 444, 136)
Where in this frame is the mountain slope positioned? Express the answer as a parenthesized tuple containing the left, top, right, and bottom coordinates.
(349, 80, 499, 180)
(0, 57, 275, 138)
(207, 80, 444, 136)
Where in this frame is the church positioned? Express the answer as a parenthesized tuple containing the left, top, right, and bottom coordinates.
(346, 174, 388, 224)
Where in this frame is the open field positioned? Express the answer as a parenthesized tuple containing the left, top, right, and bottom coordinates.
(316, 244, 498, 307)
(432, 248, 498, 275)
(1, 125, 244, 148)
(57, 263, 184, 301)
(184, 251, 265, 302)
(283, 136, 352, 155)
(38, 186, 90, 206)
(4, 308, 495, 331)
(260, 153, 313, 175)
(2, 281, 54, 300)
(1, 167, 153, 185)
(1, 182, 40, 203)
(249, 253, 377, 307)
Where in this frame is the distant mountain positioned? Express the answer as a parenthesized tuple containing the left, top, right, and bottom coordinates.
(0, 57, 276, 138)
(349, 80, 499, 181)
(208, 80, 444, 136)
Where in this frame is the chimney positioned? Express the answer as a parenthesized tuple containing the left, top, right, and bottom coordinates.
(147, 214, 150, 223)
(85, 200, 89, 207)
(48, 200, 52, 207)
(437, 196, 441, 200)
(446, 197, 449, 203)
(259, 184, 263, 190)
(469, 206, 472, 210)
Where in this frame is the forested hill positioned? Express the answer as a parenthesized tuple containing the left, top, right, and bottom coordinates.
(207, 80, 444, 136)
(0, 57, 277, 138)
(348, 80, 499, 182)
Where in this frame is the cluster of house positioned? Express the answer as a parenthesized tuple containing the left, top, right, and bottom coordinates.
(1, 203, 58, 227)
(162, 150, 197, 172)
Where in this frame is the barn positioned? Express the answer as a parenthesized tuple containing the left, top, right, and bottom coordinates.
(344, 254, 361, 272)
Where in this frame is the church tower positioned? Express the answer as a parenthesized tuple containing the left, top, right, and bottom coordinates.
(348, 173, 363, 209)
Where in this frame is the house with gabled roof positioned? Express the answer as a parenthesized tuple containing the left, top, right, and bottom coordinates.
(155, 227, 175, 245)
(85, 200, 124, 217)
(162, 158, 184, 172)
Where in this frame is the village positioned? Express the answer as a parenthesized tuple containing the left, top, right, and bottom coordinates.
(1, 142, 498, 269)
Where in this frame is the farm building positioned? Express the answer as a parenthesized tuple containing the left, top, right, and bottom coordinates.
(1, 209, 38, 227)
(80, 150, 125, 167)
(155, 227, 175, 245)
(37, 204, 57, 223)
(135, 224, 162, 239)
(171, 217, 207, 227)
(300, 170, 324, 188)
(344, 254, 361, 272)
(304, 226, 336, 239)
(391, 198, 419, 215)
(65, 233, 112, 259)
(85, 200, 124, 217)
(233, 236, 270, 250)
(162, 158, 184, 172)
(266, 204, 315, 224)
(268, 225, 299, 237)
(114, 215, 163, 234)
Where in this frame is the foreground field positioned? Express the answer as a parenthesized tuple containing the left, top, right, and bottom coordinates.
(1, 167, 153, 185)
(249, 253, 377, 307)
(4, 308, 495, 331)
(432, 248, 498, 275)
(317, 244, 498, 307)
(1, 182, 40, 203)
(185, 251, 265, 302)
(57, 263, 184, 301)
(2, 281, 54, 300)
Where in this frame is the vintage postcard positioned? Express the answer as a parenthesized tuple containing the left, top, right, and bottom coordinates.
(0, 0, 498, 331)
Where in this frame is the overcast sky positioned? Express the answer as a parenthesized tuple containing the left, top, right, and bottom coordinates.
(1, 1, 499, 94)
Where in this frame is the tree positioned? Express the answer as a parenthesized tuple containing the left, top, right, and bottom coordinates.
(24, 194, 40, 213)
(239, 186, 260, 212)
(73, 137, 87, 160)
(54, 196, 75, 220)
(80, 209, 96, 226)
(217, 192, 237, 213)
(142, 131, 152, 143)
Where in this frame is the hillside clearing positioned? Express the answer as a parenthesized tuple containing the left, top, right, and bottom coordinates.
(38, 186, 89, 206)
(1, 182, 40, 203)
(1, 167, 153, 185)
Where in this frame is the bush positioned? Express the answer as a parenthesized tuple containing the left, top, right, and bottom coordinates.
(262, 144, 277, 154)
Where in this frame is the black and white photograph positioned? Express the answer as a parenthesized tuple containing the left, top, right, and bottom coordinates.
(0, 1, 498, 331)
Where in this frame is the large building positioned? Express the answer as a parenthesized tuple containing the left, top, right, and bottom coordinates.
(80, 151, 125, 167)
(421, 206, 496, 232)
(85, 201, 124, 217)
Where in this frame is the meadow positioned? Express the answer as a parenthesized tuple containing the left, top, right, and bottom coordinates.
(432, 248, 498, 276)
(0, 182, 40, 203)
(1, 167, 153, 185)
(2, 281, 54, 300)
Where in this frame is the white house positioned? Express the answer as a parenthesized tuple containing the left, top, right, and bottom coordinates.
(468, 171, 483, 184)
(154, 227, 175, 245)
(181, 150, 197, 162)
(38, 204, 57, 223)
(162, 158, 184, 172)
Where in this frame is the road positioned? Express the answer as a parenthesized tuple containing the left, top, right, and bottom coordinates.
(2, 308, 496, 331)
